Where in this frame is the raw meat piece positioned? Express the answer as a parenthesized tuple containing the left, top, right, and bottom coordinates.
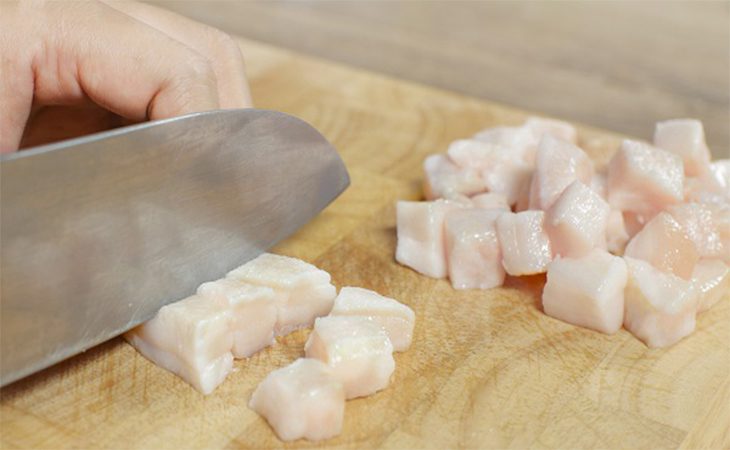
(624, 212, 699, 280)
(666, 203, 724, 259)
(623, 257, 697, 348)
(472, 126, 539, 166)
(197, 278, 277, 358)
(653, 119, 711, 177)
(524, 116, 578, 144)
(470, 192, 510, 211)
(590, 172, 608, 200)
(481, 160, 533, 206)
(692, 259, 730, 312)
(444, 209, 505, 290)
(329, 287, 416, 351)
(606, 209, 630, 255)
(423, 154, 484, 200)
(395, 199, 465, 278)
(528, 135, 594, 210)
(249, 358, 345, 442)
(496, 211, 553, 275)
(447, 139, 505, 170)
(305, 316, 395, 399)
(607, 139, 684, 217)
(709, 160, 730, 194)
(622, 211, 648, 240)
(125, 295, 233, 395)
(708, 204, 730, 263)
(543, 250, 628, 334)
(544, 181, 610, 258)
(227, 253, 336, 336)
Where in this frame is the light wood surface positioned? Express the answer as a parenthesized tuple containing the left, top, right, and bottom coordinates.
(152, 0, 730, 159)
(1, 38, 729, 449)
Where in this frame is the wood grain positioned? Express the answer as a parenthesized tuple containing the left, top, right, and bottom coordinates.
(1, 38, 728, 449)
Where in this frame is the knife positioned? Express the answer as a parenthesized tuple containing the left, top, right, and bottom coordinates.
(0, 109, 350, 387)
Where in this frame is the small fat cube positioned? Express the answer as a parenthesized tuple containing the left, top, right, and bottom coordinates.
(227, 253, 336, 336)
(624, 212, 699, 280)
(305, 316, 395, 399)
(545, 181, 610, 258)
(472, 126, 539, 165)
(666, 203, 724, 259)
(125, 295, 233, 395)
(693, 259, 730, 313)
(543, 250, 628, 334)
(524, 116, 578, 144)
(606, 209, 631, 255)
(423, 154, 484, 200)
(396, 199, 465, 278)
(590, 172, 608, 200)
(481, 160, 533, 206)
(709, 160, 730, 194)
(623, 257, 697, 348)
(607, 139, 684, 217)
(445, 209, 505, 290)
(249, 358, 345, 442)
(528, 135, 594, 210)
(470, 192, 510, 211)
(496, 211, 553, 275)
(653, 119, 711, 177)
(197, 279, 276, 358)
(329, 287, 416, 351)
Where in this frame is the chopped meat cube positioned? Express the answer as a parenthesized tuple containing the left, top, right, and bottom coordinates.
(590, 172, 608, 200)
(125, 295, 233, 395)
(227, 253, 336, 336)
(423, 154, 484, 200)
(622, 211, 649, 240)
(543, 250, 628, 334)
(653, 119, 711, 177)
(472, 126, 539, 166)
(481, 160, 533, 207)
(305, 316, 395, 399)
(607, 139, 684, 217)
(197, 279, 277, 358)
(444, 209, 505, 290)
(469, 192, 511, 211)
(606, 209, 631, 255)
(544, 181, 610, 258)
(249, 358, 345, 442)
(709, 160, 730, 194)
(528, 135, 594, 210)
(709, 204, 730, 263)
(666, 203, 724, 259)
(496, 210, 553, 275)
(692, 259, 730, 312)
(623, 257, 697, 348)
(624, 212, 699, 280)
(329, 287, 416, 351)
(524, 116, 578, 144)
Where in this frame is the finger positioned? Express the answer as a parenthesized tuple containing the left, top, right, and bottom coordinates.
(103, 0, 252, 109)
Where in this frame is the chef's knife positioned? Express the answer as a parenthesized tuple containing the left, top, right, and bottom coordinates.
(0, 109, 350, 386)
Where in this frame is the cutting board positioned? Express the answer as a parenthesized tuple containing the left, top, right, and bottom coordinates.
(1, 38, 728, 449)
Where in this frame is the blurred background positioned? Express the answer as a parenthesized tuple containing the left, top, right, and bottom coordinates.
(152, 1, 729, 157)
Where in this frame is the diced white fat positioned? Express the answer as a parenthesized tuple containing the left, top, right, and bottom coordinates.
(543, 250, 628, 334)
(590, 172, 608, 200)
(423, 154, 484, 200)
(528, 135, 594, 210)
(482, 161, 533, 207)
(125, 295, 233, 395)
(395, 199, 466, 278)
(544, 181, 610, 258)
(226, 253, 336, 336)
(496, 211, 553, 275)
(624, 212, 699, 280)
(469, 192, 511, 211)
(709, 204, 730, 263)
(692, 259, 730, 312)
(249, 358, 345, 442)
(606, 210, 631, 255)
(305, 316, 395, 399)
(472, 126, 539, 166)
(329, 287, 416, 351)
(444, 209, 505, 290)
(666, 203, 724, 259)
(653, 119, 711, 177)
(197, 279, 277, 358)
(709, 160, 730, 194)
(622, 211, 649, 240)
(607, 139, 684, 217)
(524, 116, 578, 144)
(623, 257, 697, 348)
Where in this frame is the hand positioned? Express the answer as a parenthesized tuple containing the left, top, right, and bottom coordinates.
(0, 0, 252, 153)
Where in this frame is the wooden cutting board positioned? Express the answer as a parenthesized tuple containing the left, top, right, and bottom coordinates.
(1, 38, 728, 449)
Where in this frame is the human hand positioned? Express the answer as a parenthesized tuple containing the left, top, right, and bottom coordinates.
(0, 0, 252, 153)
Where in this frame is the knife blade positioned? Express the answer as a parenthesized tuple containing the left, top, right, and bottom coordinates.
(0, 109, 350, 386)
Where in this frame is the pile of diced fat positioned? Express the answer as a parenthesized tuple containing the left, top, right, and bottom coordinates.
(397, 117, 729, 348)
(125, 253, 415, 442)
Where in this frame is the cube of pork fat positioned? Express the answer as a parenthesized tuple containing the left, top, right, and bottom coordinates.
(528, 135, 594, 211)
(423, 154, 484, 200)
(249, 358, 345, 442)
(666, 203, 724, 259)
(590, 172, 608, 200)
(692, 259, 730, 312)
(544, 181, 610, 258)
(396, 199, 466, 278)
(226, 253, 336, 336)
(710, 160, 730, 194)
(305, 316, 395, 399)
(606, 210, 631, 255)
(469, 192, 511, 211)
(125, 295, 233, 395)
(472, 126, 540, 166)
(197, 279, 276, 358)
(543, 250, 628, 334)
(445, 209, 505, 290)
(329, 286, 416, 351)
(523, 117, 578, 144)
(496, 211, 553, 275)
(624, 257, 697, 348)
(624, 212, 699, 280)
(653, 119, 711, 177)
(607, 140, 684, 218)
